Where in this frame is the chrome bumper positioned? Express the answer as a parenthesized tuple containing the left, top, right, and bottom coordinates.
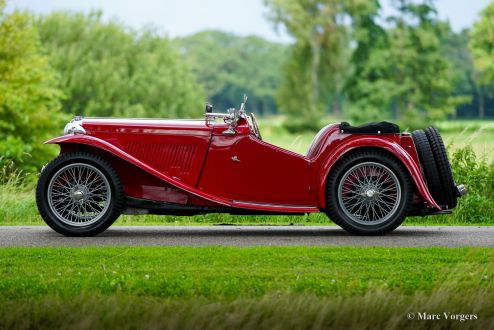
(456, 184, 467, 197)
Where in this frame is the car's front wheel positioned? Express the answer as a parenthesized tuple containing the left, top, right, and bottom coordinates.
(36, 152, 124, 236)
(326, 150, 413, 235)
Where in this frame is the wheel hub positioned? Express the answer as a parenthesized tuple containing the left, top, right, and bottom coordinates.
(364, 188, 378, 199)
(70, 186, 88, 202)
(72, 189, 85, 201)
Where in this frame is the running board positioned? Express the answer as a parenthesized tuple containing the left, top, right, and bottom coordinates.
(124, 196, 306, 216)
(232, 200, 319, 213)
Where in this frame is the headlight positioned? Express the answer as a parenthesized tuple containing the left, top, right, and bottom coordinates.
(64, 116, 86, 135)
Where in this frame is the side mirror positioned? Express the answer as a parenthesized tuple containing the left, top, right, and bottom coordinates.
(205, 103, 213, 113)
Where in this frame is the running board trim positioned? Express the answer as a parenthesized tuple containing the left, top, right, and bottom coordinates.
(232, 200, 319, 213)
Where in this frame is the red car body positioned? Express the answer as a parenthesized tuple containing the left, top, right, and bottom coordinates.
(46, 117, 439, 213)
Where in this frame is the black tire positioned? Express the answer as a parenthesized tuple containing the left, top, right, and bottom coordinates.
(411, 130, 443, 203)
(36, 152, 124, 236)
(424, 127, 457, 209)
(325, 150, 413, 236)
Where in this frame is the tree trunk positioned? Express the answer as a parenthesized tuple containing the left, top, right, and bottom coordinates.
(310, 38, 321, 119)
(332, 99, 341, 115)
(478, 88, 485, 119)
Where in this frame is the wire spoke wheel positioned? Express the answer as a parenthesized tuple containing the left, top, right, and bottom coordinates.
(337, 162, 401, 226)
(47, 163, 111, 227)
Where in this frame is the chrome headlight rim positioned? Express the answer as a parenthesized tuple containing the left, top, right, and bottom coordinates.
(64, 116, 86, 135)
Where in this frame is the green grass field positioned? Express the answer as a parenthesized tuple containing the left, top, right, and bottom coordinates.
(0, 247, 492, 329)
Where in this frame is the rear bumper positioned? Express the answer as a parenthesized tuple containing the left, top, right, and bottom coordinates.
(411, 184, 467, 217)
(456, 184, 467, 197)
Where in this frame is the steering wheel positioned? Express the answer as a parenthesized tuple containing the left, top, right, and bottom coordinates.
(250, 113, 262, 140)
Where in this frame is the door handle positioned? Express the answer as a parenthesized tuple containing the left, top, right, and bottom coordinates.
(223, 128, 236, 135)
(231, 156, 241, 163)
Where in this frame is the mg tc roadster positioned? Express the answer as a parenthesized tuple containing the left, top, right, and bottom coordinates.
(36, 96, 466, 236)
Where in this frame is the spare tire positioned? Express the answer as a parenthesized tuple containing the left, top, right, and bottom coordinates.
(411, 130, 443, 203)
(424, 127, 457, 209)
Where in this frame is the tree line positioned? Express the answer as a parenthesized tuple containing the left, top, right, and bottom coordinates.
(264, 0, 494, 130)
(1, 0, 494, 171)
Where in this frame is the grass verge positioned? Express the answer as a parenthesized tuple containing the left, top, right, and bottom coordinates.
(1, 186, 492, 226)
(0, 247, 492, 329)
(1, 292, 492, 330)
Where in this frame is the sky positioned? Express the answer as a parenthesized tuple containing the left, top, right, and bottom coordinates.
(5, 0, 492, 43)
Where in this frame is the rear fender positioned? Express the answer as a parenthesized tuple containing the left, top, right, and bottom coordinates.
(45, 135, 231, 207)
(317, 137, 441, 210)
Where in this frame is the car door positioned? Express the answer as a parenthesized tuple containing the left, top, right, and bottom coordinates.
(225, 135, 312, 205)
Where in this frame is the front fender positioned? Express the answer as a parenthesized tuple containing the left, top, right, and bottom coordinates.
(45, 135, 231, 207)
(316, 136, 441, 210)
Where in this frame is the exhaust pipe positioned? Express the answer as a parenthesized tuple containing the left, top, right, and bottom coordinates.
(456, 184, 467, 197)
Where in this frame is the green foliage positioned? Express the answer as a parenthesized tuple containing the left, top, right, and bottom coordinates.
(34, 11, 204, 118)
(0, 4, 64, 171)
(440, 29, 476, 117)
(264, 0, 467, 130)
(450, 146, 494, 197)
(0, 158, 24, 186)
(444, 146, 494, 223)
(470, 1, 494, 89)
(265, 0, 367, 131)
(176, 30, 286, 115)
(346, 1, 463, 127)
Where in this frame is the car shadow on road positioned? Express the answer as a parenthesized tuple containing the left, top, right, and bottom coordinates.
(97, 226, 443, 238)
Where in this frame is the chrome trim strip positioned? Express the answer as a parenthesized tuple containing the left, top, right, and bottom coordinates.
(233, 200, 318, 210)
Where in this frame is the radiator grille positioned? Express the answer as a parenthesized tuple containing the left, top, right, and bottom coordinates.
(125, 142, 196, 175)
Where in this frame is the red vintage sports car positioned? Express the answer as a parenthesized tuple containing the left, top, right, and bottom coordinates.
(36, 96, 466, 236)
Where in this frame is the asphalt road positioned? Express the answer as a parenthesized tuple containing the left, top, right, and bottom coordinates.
(0, 225, 493, 247)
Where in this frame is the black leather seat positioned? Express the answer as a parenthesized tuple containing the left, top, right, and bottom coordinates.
(340, 121, 400, 134)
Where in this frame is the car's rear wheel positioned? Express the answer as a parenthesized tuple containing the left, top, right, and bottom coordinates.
(36, 152, 123, 236)
(326, 150, 413, 235)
